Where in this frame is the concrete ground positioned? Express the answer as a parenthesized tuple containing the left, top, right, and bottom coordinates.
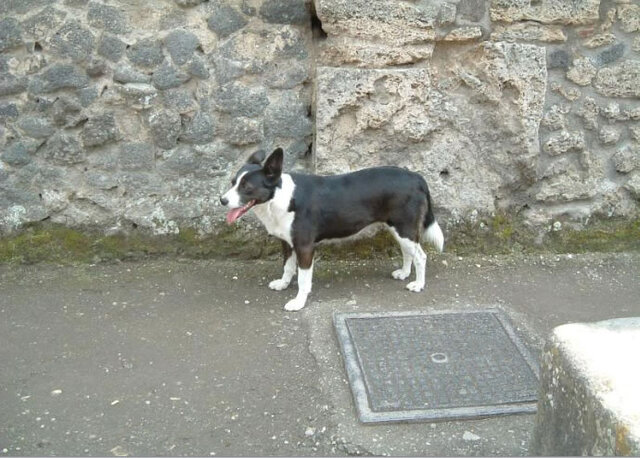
(1, 250, 639, 456)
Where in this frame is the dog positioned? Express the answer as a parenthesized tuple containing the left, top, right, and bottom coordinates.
(220, 147, 444, 311)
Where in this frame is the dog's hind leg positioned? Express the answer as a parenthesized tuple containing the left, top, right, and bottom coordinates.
(269, 241, 296, 291)
(389, 223, 426, 292)
(388, 227, 412, 280)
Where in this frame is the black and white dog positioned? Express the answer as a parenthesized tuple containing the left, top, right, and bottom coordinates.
(220, 148, 444, 311)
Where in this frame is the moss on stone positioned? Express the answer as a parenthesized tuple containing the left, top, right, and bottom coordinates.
(0, 216, 638, 264)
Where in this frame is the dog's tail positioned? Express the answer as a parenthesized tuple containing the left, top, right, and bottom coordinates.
(422, 192, 444, 253)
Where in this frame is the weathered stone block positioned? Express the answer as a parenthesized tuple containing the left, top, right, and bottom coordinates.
(180, 111, 215, 144)
(598, 126, 620, 145)
(97, 34, 126, 62)
(543, 130, 585, 155)
(223, 117, 264, 145)
(161, 88, 197, 114)
(51, 96, 82, 126)
(0, 18, 23, 52)
(20, 7, 67, 40)
(618, 4, 640, 33)
(0, 74, 27, 96)
(114, 83, 158, 110)
(1, 141, 39, 167)
(490, 0, 600, 25)
(152, 61, 190, 90)
(532, 318, 640, 456)
(119, 142, 155, 171)
(81, 112, 118, 147)
(0, 0, 52, 15)
(0, 103, 19, 120)
(259, 0, 309, 25)
(187, 56, 209, 79)
(315, 42, 547, 215)
(598, 43, 625, 66)
(207, 4, 247, 38)
(457, 0, 486, 22)
(29, 64, 90, 93)
(491, 23, 567, 43)
(263, 92, 311, 139)
(50, 20, 95, 62)
(113, 64, 151, 84)
(164, 29, 200, 66)
(87, 2, 128, 34)
(612, 146, 640, 174)
(214, 82, 269, 117)
(566, 57, 597, 86)
(17, 116, 55, 139)
(594, 61, 640, 98)
(42, 132, 84, 164)
(127, 38, 164, 68)
(148, 109, 180, 149)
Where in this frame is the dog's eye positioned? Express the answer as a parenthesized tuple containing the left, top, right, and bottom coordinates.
(240, 181, 253, 191)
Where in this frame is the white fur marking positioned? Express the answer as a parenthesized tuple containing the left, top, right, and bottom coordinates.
(284, 261, 313, 311)
(222, 171, 247, 208)
(269, 251, 297, 291)
(388, 227, 413, 280)
(252, 173, 296, 246)
(424, 221, 444, 253)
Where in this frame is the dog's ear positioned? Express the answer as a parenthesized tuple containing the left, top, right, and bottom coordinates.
(263, 147, 283, 182)
(246, 149, 266, 165)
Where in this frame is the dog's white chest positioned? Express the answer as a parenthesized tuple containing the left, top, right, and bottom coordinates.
(252, 174, 295, 246)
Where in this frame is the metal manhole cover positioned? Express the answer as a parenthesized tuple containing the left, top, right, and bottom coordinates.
(334, 309, 539, 423)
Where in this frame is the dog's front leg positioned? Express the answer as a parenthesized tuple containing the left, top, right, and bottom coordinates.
(284, 245, 314, 312)
(269, 241, 296, 291)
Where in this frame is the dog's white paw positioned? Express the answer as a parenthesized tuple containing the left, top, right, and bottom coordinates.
(406, 281, 425, 292)
(391, 269, 410, 280)
(284, 298, 306, 311)
(269, 279, 290, 291)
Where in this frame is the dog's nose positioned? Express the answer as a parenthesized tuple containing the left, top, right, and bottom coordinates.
(220, 196, 228, 206)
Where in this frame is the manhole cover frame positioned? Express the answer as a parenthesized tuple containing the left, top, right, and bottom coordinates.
(334, 308, 540, 423)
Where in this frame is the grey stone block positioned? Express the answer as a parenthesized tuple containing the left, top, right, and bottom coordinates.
(50, 20, 94, 62)
(152, 61, 191, 90)
(180, 111, 215, 144)
(127, 38, 164, 68)
(76, 85, 99, 107)
(81, 112, 118, 147)
(17, 116, 55, 139)
(20, 7, 67, 40)
(264, 93, 311, 139)
(119, 142, 155, 171)
(164, 29, 200, 65)
(207, 4, 247, 38)
(457, 0, 486, 22)
(52, 96, 82, 126)
(0, 0, 52, 15)
(29, 64, 90, 93)
(214, 82, 268, 117)
(113, 64, 151, 83)
(173, 0, 206, 6)
(98, 34, 126, 62)
(597, 43, 625, 66)
(0, 74, 27, 96)
(158, 145, 201, 176)
(259, 0, 309, 24)
(0, 18, 23, 52)
(88, 2, 128, 34)
(86, 57, 108, 77)
(1, 141, 38, 166)
(0, 103, 19, 120)
(223, 117, 264, 145)
(161, 88, 197, 113)
(148, 109, 181, 149)
(42, 132, 85, 164)
(187, 55, 209, 79)
(547, 49, 571, 69)
(533, 318, 640, 456)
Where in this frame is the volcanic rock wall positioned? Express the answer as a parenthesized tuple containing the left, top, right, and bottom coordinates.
(1, 0, 639, 237)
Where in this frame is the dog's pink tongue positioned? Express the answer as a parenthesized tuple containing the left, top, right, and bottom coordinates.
(226, 207, 244, 224)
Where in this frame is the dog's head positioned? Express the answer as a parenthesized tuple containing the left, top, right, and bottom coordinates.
(220, 147, 284, 224)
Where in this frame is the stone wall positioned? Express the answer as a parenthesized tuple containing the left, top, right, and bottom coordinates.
(1, 0, 639, 239)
